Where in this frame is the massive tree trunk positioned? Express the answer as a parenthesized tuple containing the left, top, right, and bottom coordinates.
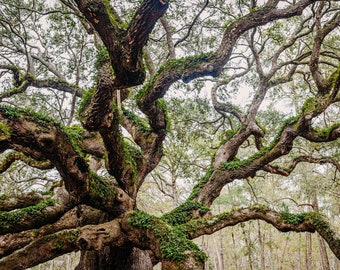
(75, 247, 153, 270)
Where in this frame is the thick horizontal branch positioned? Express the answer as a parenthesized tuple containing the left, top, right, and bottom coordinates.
(0, 205, 104, 258)
(0, 106, 90, 198)
(0, 106, 133, 213)
(180, 206, 340, 259)
(32, 78, 84, 97)
(0, 228, 80, 270)
(0, 192, 44, 212)
(0, 151, 52, 173)
(0, 65, 83, 99)
(0, 197, 69, 235)
(301, 123, 340, 142)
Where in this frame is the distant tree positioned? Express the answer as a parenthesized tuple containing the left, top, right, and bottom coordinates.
(0, 0, 339, 269)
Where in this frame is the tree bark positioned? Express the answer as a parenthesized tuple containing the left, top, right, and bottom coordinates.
(75, 247, 153, 270)
(305, 232, 312, 270)
(257, 220, 266, 270)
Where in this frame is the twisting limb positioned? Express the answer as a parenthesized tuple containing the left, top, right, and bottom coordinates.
(309, 3, 340, 94)
(0, 151, 52, 173)
(174, 0, 210, 48)
(263, 156, 340, 176)
(0, 64, 84, 100)
(0, 192, 44, 211)
(160, 17, 176, 59)
(0, 205, 105, 258)
(74, 0, 168, 87)
(179, 205, 340, 259)
(0, 187, 73, 235)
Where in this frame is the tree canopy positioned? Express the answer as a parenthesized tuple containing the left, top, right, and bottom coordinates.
(0, 0, 339, 269)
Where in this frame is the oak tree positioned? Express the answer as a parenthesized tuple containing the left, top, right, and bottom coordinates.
(0, 0, 339, 269)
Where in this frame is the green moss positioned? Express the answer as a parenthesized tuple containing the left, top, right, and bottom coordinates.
(155, 98, 170, 131)
(188, 167, 214, 200)
(0, 198, 56, 229)
(305, 212, 329, 230)
(128, 211, 207, 263)
(302, 97, 319, 113)
(102, 0, 128, 29)
(0, 105, 21, 119)
(305, 212, 338, 245)
(135, 80, 154, 105)
(77, 87, 95, 117)
(63, 125, 84, 140)
(128, 210, 156, 230)
(312, 123, 340, 139)
(136, 52, 216, 105)
(124, 139, 142, 159)
(95, 46, 110, 69)
(24, 72, 35, 82)
(54, 229, 80, 250)
(162, 53, 215, 74)
(0, 105, 61, 128)
(62, 125, 86, 157)
(280, 211, 306, 225)
(159, 226, 207, 263)
(0, 122, 10, 137)
(161, 201, 210, 226)
(39, 190, 54, 196)
(122, 107, 151, 134)
(220, 115, 300, 171)
(88, 172, 116, 201)
(122, 141, 138, 182)
(329, 64, 340, 89)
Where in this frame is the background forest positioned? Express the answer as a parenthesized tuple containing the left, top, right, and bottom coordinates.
(0, 0, 339, 269)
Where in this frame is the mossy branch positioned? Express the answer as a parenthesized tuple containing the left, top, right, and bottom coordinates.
(0, 151, 52, 173)
(0, 228, 80, 270)
(126, 210, 207, 265)
(0, 198, 67, 234)
(178, 206, 340, 260)
(0, 192, 45, 211)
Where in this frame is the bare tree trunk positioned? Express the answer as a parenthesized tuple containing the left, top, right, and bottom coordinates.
(317, 234, 331, 270)
(75, 246, 153, 270)
(279, 235, 289, 270)
(305, 233, 312, 270)
(267, 228, 274, 270)
(313, 192, 331, 270)
(218, 229, 225, 270)
(257, 221, 266, 270)
(171, 173, 178, 207)
(217, 204, 224, 270)
(298, 234, 302, 270)
(231, 230, 239, 270)
(243, 224, 254, 270)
